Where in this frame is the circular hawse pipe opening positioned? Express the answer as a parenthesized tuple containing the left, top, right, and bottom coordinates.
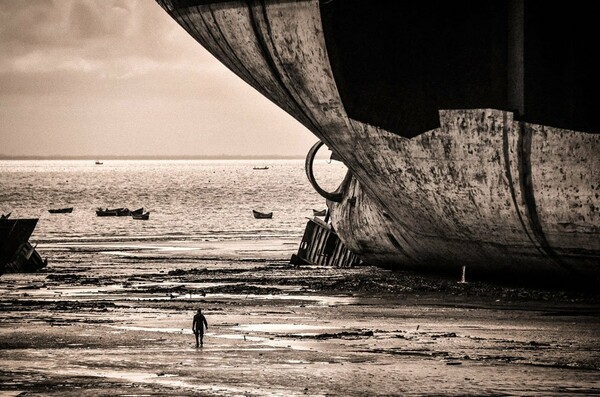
(305, 141, 351, 203)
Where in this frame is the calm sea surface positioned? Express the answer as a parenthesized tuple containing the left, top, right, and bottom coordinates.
(0, 159, 347, 245)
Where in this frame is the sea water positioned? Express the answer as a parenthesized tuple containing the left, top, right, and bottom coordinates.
(0, 159, 347, 248)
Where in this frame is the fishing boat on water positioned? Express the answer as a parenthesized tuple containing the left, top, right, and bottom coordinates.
(252, 210, 273, 219)
(157, 1, 599, 284)
(132, 211, 150, 220)
(48, 207, 73, 214)
(95, 160, 103, 165)
(253, 166, 269, 170)
(96, 207, 143, 217)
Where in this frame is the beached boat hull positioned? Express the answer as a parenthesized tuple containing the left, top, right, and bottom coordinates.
(156, 0, 599, 282)
(0, 219, 47, 274)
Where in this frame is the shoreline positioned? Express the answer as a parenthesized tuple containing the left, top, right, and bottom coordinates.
(1, 241, 599, 396)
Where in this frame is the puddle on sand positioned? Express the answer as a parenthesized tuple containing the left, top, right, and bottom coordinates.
(109, 325, 189, 334)
(234, 323, 336, 333)
(200, 293, 358, 306)
(52, 368, 288, 396)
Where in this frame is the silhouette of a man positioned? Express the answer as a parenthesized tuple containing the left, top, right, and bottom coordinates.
(192, 308, 208, 348)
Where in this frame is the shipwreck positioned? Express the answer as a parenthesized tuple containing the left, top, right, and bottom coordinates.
(0, 218, 47, 275)
(156, 0, 599, 284)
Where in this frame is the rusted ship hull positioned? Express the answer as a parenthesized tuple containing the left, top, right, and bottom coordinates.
(0, 219, 47, 275)
(156, 0, 599, 282)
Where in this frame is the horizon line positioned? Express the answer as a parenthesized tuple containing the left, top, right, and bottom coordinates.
(0, 154, 311, 160)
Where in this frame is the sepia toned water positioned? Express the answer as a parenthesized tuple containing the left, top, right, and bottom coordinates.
(0, 159, 347, 246)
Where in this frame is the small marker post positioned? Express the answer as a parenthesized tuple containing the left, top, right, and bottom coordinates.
(458, 265, 467, 284)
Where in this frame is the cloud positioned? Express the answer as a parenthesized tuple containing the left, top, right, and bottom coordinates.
(0, 0, 315, 157)
(0, 0, 217, 77)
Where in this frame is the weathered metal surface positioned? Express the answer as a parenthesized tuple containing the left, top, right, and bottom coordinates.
(328, 110, 599, 279)
(156, 0, 599, 280)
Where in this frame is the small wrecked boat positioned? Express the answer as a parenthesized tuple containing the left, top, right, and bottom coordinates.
(252, 210, 273, 219)
(48, 207, 73, 214)
(0, 218, 47, 275)
(132, 211, 150, 220)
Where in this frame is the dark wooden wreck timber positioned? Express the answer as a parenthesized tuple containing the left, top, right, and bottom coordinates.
(156, 0, 599, 283)
(0, 219, 47, 275)
(291, 217, 362, 267)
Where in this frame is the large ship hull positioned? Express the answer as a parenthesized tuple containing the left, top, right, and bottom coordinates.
(156, 0, 599, 282)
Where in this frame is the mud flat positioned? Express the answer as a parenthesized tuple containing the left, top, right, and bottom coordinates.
(0, 240, 599, 396)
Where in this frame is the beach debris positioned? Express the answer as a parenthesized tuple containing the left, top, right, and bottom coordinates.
(446, 361, 463, 366)
(290, 218, 361, 267)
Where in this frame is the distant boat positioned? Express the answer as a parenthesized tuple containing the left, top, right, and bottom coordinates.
(96, 207, 129, 217)
(252, 210, 273, 219)
(253, 166, 269, 170)
(130, 207, 144, 216)
(312, 209, 327, 217)
(0, 212, 11, 220)
(132, 211, 150, 220)
(95, 160, 103, 165)
(48, 207, 73, 214)
(96, 207, 121, 216)
(96, 207, 142, 217)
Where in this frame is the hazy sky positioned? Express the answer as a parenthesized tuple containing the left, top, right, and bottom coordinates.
(0, 0, 317, 157)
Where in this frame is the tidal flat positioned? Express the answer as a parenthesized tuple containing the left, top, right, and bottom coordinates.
(1, 240, 599, 396)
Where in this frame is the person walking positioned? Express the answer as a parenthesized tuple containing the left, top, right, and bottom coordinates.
(192, 308, 208, 348)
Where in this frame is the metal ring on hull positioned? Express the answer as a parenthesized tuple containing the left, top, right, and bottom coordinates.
(305, 141, 352, 203)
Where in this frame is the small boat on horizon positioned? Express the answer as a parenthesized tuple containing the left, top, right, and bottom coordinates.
(252, 166, 269, 170)
(95, 160, 103, 165)
(252, 210, 273, 219)
(48, 207, 73, 214)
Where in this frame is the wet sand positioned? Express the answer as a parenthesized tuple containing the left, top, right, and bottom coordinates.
(1, 240, 599, 396)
